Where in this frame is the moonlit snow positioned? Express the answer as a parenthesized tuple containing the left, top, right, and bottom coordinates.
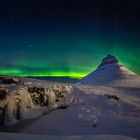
(0, 55, 140, 140)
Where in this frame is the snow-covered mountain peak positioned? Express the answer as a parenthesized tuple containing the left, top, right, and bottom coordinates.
(80, 54, 137, 84)
(98, 54, 119, 68)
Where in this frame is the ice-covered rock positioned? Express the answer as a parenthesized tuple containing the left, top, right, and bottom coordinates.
(0, 76, 19, 84)
(0, 78, 74, 125)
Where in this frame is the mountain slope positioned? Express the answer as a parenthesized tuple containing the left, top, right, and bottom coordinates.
(80, 54, 137, 85)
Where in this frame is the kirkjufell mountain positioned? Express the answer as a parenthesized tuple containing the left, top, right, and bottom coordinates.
(80, 54, 137, 84)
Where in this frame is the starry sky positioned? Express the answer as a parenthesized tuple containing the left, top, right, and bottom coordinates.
(0, 0, 140, 78)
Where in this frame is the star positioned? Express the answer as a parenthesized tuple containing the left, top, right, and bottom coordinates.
(29, 44, 32, 48)
(24, 43, 32, 48)
(71, 5, 75, 9)
(124, 21, 128, 25)
(131, 14, 137, 17)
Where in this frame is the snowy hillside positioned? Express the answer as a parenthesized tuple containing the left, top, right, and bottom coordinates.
(80, 54, 137, 85)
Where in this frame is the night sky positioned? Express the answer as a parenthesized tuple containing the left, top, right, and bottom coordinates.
(0, 0, 140, 78)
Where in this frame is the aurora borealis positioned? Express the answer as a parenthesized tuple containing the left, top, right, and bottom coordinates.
(0, 0, 140, 78)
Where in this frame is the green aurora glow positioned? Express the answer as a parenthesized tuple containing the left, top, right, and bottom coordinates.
(0, 39, 139, 78)
(0, 0, 139, 78)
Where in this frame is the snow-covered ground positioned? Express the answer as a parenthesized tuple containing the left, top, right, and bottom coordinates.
(18, 85, 139, 139)
(0, 133, 137, 140)
(0, 76, 140, 139)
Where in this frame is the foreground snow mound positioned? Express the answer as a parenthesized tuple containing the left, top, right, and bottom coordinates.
(80, 54, 137, 85)
(20, 86, 140, 139)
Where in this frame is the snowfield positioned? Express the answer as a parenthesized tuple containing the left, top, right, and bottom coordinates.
(0, 133, 137, 140)
(0, 55, 140, 140)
